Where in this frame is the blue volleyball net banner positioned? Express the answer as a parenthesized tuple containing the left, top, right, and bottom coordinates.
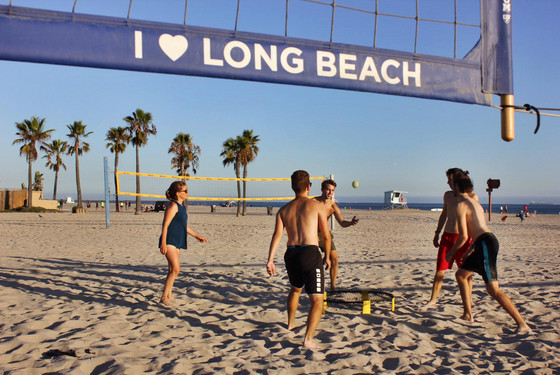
(0, 1, 511, 106)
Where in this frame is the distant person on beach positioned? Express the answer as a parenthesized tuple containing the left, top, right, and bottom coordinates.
(313, 179, 359, 290)
(159, 181, 207, 306)
(428, 168, 478, 306)
(446, 175, 531, 333)
(266, 170, 331, 349)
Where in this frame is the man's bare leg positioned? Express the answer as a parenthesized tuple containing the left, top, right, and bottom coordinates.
(287, 287, 302, 330)
(303, 294, 324, 349)
(468, 274, 474, 305)
(456, 269, 475, 322)
(329, 250, 339, 291)
(485, 281, 531, 333)
(427, 270, 446, 305)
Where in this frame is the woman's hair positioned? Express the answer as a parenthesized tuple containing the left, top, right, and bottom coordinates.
(165, 181, 187, 201)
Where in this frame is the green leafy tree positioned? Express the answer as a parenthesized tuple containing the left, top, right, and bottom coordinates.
(33, 171, 44, 192)
(105, 127, 131, 212)
(43, 139, 68, 201)
(124, 109, 157, 215)
(220, 137, 242, 217)
(67, 121, 93, 208)
(238, 130, 260, 216)
(169, 132, 201, 177)
(13, 116, 54, 207)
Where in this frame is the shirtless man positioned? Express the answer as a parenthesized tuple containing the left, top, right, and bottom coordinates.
(313, 179, 359, 290)
(266, 170, 331, 349)
(446, 175, 531, 333)
(428, 168, 476, 305)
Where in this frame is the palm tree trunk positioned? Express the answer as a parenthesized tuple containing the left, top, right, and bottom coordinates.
(235, 164, 241, 217)
(242, 165, 247, 216)
(75, 150, 82, 207)
(135, 145, 141, 215)
(53, 170, 58, 201)
(114, 153, 120, 212)
(27, 159, 33, 207)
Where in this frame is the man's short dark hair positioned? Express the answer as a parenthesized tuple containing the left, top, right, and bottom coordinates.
(446, 167, 468, 179)
(454, 175, 474, 194)
(291, 170, 310, 193)
(321, 179, 337, 190)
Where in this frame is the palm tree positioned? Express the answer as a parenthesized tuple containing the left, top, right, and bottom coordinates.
(123, 108, 157, 215)
(12, 116, 54, 207)
(43, 139, 68, 201)
(220, 137, 242, 217)
(67, 121, 93, 208)
(105, 127, 131, 212)
(169, 132, 201, 177)
(238, 130, 260, 216)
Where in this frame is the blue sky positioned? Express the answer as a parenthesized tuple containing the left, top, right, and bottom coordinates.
(1, 0, 559, 204)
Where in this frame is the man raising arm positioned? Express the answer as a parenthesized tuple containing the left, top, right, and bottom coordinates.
(313, 179, 358, 290)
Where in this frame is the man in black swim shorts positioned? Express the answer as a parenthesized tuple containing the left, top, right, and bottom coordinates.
(446, 175, 531, 333)
(460, 232, 499, 284)
(266, 170, 331, 349)
(284, 245, 324, 295)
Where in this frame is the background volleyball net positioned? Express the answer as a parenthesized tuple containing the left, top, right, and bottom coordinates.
(116, 171, 325, 202)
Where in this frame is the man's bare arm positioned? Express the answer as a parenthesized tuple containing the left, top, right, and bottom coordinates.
(332, 204, 359, 228)
(433, 196, 448, 247)
(266, 211, 285, 276)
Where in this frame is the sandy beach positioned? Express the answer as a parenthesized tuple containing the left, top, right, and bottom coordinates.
(0, 206, 559, 374)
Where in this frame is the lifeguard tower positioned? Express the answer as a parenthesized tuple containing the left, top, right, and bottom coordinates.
(384, 191, 408, 209)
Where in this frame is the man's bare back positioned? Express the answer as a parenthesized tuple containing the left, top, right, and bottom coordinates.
(280, 197, 328, 247)
(266, 170, 332, 349)
(443, 190, 480, 234)
(456, 194, 491, 244)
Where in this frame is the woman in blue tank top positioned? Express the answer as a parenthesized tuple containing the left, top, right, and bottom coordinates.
(159, 181, 207, 306)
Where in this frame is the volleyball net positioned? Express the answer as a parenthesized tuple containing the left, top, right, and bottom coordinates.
(116, 171, 325, 201)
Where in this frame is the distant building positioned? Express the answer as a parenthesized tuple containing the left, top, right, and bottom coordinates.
(0, 190, 57, 210)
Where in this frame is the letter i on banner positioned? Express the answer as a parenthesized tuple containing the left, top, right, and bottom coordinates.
(135, 31, 143, 59)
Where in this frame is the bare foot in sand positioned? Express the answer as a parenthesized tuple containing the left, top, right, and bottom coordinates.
(460, 313, 475, 323)
(424, 301, 437, 310)
(515, 325, 532, 334)
(303, 340, 321, 350)
(160, 297, 172, 307)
